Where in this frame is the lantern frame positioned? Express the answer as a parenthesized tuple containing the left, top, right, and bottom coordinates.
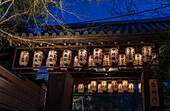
(19, 51, 29, 66)
(46, 50, 57, 70)
(125, 47, 135, 63)
(93, 48, 103, 65)
(109, 48, 119, 64)
(33, 50, 43, 71)
(78, 49, 87, 65)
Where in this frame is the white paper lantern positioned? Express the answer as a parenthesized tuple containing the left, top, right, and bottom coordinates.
(101, 81, 107, 91)
(118, 83, 124, 93)
(91, 81, 97, 91)
(60, 57, 67, 71)
(122, 80, 128, 91)
(108, 83, 113, 93)
(73, 56, 82, 71)
(133, 53, 143, 69)
(62, 50, 72, 66)
(151, 53, 159, 65)
(78, 84, 84, 93)
(103, 55, 111, 69)
(98, 84, 103, 93)
(46, 50, 57, 70)
(142, 46, 152, 63)
(125, 47, 135, 63)
(138, 83, 142, 93)
(88, 55, 97, 71)
(88, 84, 93, 93)
(93, 48, 103, 65)
(118, 54, 127, 69)
(33, 50, 43, 71)
(109, 48, 119, 64)
(128, 83, 134, 93)
(111, 81, 118, 91)
(19, 51, 29, 66)
(78, 49, 87, 65)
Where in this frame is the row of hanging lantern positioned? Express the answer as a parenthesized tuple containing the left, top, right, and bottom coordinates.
(19, 46, 158, 71)
(76, 80, 142, 93)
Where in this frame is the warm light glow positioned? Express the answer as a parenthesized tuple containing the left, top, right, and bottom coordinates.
(88, 84, 93, 93)
(33, 50, 43, 71)
(125, 47, 135, 63)
(111, 80, 118, 91)
(88, 55, 97, 71)
(122, 80, 128, 91)
(46, 50, 57, 70)
(19, 51, 29, 66)
(138, 83, 142, 93)
(109, 48, 119, 64)
(108, 83, 113, 93)
(93, 48, 103, 65)
(101, 81, 107, 91)
(62, 50, 72, 66)
(118, 54, 127, 69)
(103, 55, 111, 70)
(118, 83, 124, 93)
(60, 57, 67, 71)
(151, 53, 159, 65)
(128, 83, 134, 93)
(133, 53, 143, 69)
(142, 46, 152, 63)
(91, 81, 97, 91)
(78, 49, 87, 65)
(98, 84, 103, 93)
(73, 56, 82, 71)
(78, 84, 84, 93)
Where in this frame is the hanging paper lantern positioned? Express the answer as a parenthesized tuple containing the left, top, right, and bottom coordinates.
(108, 83, 113, 93)
(133, 53, 143, 69)
(78, 49, 87, 65)
(111, 81, 118, 91)
(78, 84, 84, 93)
(88, 55, 97, 71)
(128, 83, 134, 93)
(151, 53, 159, 65)
(98, 84, 103, 93)
(93, 48, 103, 65)
(142, 46, 152, 63)
(122, 80, 128, 91)
(73, 56, 82, 71)
(125, 47, 135, 63)
(103, 55, 111, 70)
(62, 50, 72, 66)
(118, 83, 124, 93)
(91, 81, 97, 91)
(46, 50, 57, 70)
(101, 81, 107, 91)
(138, 83, 142, 93)
(19, 51, 29, 66)
(118, 54, 127, 69)
(33, 50, 43, 71)
(60, 57, 67, 71)
(88, 84, 93, 93)
(109, 48, 119, 64)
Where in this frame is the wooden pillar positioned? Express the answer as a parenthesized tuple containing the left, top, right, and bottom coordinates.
(45, 73, 74, 111)
(141, 67, 163, 111)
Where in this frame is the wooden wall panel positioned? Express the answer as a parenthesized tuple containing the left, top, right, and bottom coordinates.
(0, 66, 46, 111)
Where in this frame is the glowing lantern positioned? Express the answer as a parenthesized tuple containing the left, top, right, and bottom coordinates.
(93, 48, 103, 65)
(91, 81, 97, 91)
(109, 48, 119, 64)
(125, 47, 135, 63)
(111, 81, 118, 91)
(142, 46, 152, 63)
(62, 50, 72, 66)
(46, 50, 57, 70)
(151, 53, 159, 65)
(88, 55, 97, 71)
(101, 81, 107, 91)
(118, 54, 127, 69)
(60, 57, 67, 71)
(98, 84, 103, 93)
(133, 53, 143, 69)
(78, 84, 84, 93)
(122, 80, 128, 91)
(73, 56, 82, 71)
(118, 83, 124, 93)
(138, 83, 142, 93)
(78, 49, 87, 65)
(108, 83, 113, 93)
(19, 51, 29, 66)
(128, 83, 134, 93)
(103, 55, 111, 70)
(88, 84, 93, 93)
(33, 50, 43, 71)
